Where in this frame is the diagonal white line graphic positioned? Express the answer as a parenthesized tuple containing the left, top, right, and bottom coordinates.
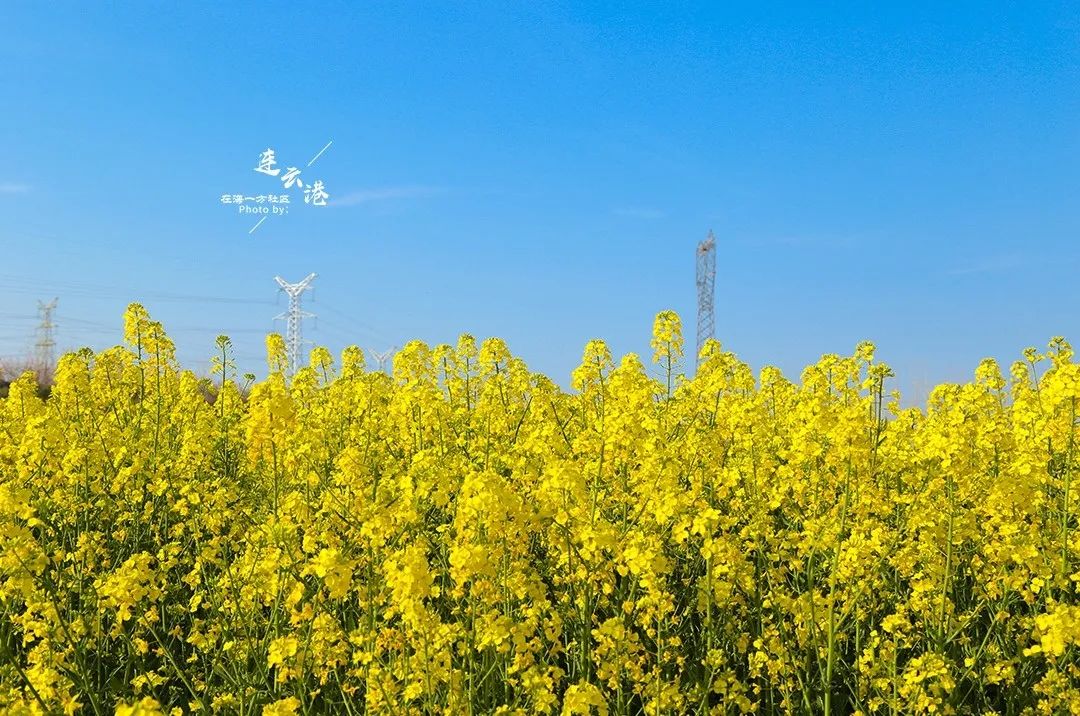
(307, 141, 333, 167)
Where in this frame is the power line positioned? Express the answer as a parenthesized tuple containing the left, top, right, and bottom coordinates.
(318, 302, 395, 345)
(0, 273, 273, 306)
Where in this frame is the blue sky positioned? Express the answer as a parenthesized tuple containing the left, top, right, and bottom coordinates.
(1, 1, 1078, 402)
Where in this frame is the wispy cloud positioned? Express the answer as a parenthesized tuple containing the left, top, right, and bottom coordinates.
(332, 185, 444, 207)
(0, 183, 29, 194)
(612, 207, 665, 220)
(728, 234, 861, 249)
(947, 253, 1025, 276)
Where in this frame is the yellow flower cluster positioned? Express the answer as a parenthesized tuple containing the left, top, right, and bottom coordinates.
(0, 303, 1079, 714)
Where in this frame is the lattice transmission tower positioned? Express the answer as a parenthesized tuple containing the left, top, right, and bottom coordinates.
(35, 298, 58, 382)
(695, 232, 716, 368)
(370, 348, 395, 374)
(273, 273, 316, 377)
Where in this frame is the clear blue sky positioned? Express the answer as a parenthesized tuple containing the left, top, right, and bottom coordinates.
(2, 2, 1078, 402)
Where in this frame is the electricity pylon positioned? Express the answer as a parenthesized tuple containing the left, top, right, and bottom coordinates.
(695, 232, 716, 369)
(273, 274, 316, 377)
(370, 347, 395, 374)
(35, 298, 58, 382)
